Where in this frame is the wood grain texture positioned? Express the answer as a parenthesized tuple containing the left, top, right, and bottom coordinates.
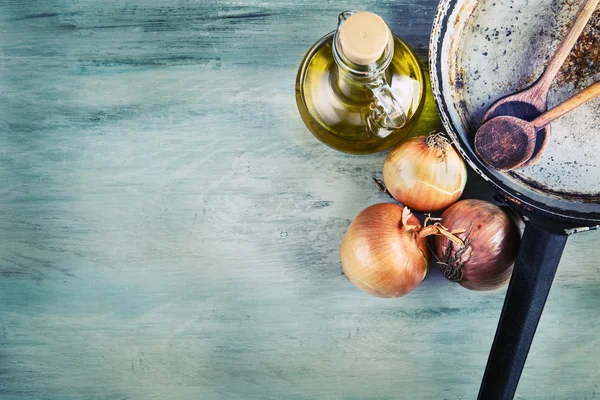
(0, 1, 599, 399)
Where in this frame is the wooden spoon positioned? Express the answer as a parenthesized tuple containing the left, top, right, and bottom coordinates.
(481, 0, 600, 167)
(475, 81, 600, 171)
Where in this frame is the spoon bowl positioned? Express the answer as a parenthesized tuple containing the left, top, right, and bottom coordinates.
(475, 81, 600, 171)
(482, 98, 550, 168)
(475, 116, 536, 171)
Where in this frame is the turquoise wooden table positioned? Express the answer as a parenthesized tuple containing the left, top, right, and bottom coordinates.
(1, 1, 599, 399)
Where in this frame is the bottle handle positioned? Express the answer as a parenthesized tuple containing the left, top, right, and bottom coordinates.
(368, 76, 407, 130)
(338, 10, 354, 24)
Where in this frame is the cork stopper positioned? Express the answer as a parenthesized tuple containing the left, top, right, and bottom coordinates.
(338, 12, 390, 65)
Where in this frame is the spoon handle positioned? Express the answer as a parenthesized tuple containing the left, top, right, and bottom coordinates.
(533, 82, 600, 129)
(534, 0, 599, 95)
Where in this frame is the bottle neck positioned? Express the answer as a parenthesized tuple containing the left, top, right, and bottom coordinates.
(331, 31, 393, 102)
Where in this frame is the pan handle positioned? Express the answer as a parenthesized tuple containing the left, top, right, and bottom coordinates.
(477, 222, 568, 400)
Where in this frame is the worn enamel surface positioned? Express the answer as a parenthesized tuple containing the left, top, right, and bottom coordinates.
(1, 1, 600, 399)
(431, 0, 600, 218)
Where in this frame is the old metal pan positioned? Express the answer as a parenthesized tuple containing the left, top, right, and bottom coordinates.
(430, 0, 600, 398)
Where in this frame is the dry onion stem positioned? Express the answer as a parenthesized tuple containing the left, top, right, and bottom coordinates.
(425, 132, 451, 161)
(435, 221, 475, 282)
(419, 212, 465, 246)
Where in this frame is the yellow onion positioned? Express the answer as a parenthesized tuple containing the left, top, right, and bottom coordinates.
(340, 203, 463, 298)
(383, 133, 467, 212)
(434, 199, 521, 291)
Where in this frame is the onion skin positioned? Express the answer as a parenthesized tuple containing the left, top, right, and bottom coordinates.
(434, 200, 521, 291)
(340, 203, 429, 298)
(383, 134, 467, 212)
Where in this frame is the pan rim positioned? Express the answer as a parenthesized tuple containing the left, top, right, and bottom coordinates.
(429, 0, 600, 226)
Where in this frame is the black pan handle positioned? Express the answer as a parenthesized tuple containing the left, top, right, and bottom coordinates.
(477, 222, 568, 400)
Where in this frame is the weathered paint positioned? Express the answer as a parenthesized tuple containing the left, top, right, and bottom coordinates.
(1, 1, 600, 399)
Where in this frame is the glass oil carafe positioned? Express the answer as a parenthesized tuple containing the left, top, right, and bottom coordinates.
(295, 11, 425, 154)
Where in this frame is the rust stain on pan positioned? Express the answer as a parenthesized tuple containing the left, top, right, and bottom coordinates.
(448, 1, 473, 97)
(508, 172, 600, 203)
(556, 7, 600, 87)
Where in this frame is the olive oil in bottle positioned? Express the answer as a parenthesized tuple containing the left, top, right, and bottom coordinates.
(296, 11, 425, 154)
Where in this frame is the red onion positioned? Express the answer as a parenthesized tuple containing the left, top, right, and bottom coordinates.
(434, 199, 521, 291)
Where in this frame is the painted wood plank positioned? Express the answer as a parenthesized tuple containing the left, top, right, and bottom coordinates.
(0, 1, 598, 399)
